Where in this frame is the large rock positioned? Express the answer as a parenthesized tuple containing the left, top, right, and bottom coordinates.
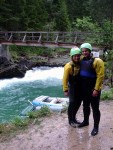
(0, 56, 25, 79)
(0, 51, 70, 79)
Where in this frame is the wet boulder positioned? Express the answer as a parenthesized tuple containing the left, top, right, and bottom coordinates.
(0, 56, 25, 79)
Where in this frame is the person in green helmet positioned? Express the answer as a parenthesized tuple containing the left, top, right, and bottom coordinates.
(62, 47, 82, 128)
(78, 43, 104, 136)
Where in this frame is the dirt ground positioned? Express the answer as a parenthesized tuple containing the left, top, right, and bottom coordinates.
(0, 100, 113, 150)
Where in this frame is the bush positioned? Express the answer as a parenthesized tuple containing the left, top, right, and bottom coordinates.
(101, 88, 113, 100)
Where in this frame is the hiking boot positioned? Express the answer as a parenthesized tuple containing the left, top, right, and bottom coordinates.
(69, 121, 77, 128)
(91, 128, 98, 136)
(78, 121, 89, 128)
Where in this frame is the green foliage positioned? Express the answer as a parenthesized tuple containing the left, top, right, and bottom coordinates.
(11, 117, 28, 127)
(98, 20, 113, 47)
(9, 45, 67, 62)
(9, 45, 53, 59)
(104, 50, 113, 87)
(0, 0, 48, 30)
(22, 0, 48, 31)
(54, 0, 71, 31)
(67, 0, 88, 22)
(0, 106, 51, 137)
(86, 0, 113, 23)
(9, 45, 20, 60)
(74, 17, 113, 47)
(73, 17, 101, 44)
(0, 0, 113, 32)
(101, 88, 113, 100)
(0, 124, 6, 134)
(28, 106, 51, 119)
(43, 21, 56, 31)
(75, 17, 98, 31)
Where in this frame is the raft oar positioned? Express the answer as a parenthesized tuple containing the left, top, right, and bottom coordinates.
(28, 100, 36, 110)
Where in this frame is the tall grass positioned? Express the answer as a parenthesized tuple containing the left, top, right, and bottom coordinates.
(0, 106, 51, 139)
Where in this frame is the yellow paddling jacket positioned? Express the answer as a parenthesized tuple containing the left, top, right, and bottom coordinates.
(63, 57, 104, 92)
(62, 61, 80, 92)
(89, 57, 104, 91)
(80, 57, 105, 91)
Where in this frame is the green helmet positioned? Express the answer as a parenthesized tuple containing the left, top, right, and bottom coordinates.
(80, 43, 92, 51)
(70, 47, 81, 57)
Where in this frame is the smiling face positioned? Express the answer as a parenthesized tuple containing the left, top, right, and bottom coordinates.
(72, 54, 81, 62)
(81, 48, 90, 58)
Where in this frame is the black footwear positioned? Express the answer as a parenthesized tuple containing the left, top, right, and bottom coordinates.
(91, 128, 98, 136)
(78, 121, 89, 128)
(69, 121, 77, 128)
(74, 120, 81, 125)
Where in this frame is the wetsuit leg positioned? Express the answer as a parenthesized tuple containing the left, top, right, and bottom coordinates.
(91, 92, 101, 128)
(68, 102, 76, 123)
(82, 96, 90, 124)
(81, 78, 95, 124)
(68, 86, 82, 123)
(73, 98, 82, 121)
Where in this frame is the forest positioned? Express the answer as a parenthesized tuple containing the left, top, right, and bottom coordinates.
(0, 0, 113, 31)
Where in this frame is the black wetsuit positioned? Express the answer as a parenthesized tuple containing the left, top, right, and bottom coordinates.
(80, 57, 101, 128)
(68, 64, 82, 123)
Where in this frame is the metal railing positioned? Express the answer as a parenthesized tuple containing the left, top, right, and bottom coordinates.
(0, 31, 93, 48)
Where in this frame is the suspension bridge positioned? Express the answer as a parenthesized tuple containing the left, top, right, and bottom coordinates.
(0, 31, 93, 48)
(0, 31, 104, 60)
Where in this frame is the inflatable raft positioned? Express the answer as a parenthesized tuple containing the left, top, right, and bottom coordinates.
(20, 95, 69, 116)
(32, 95, 69, 107)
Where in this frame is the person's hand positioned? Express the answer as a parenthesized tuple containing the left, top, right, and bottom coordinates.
(92, 89, 99, 97)
(64, 91, 69, 97)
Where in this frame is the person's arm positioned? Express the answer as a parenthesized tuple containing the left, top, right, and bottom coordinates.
(93, 58, 105, 91)
(62, 63, 71, 96)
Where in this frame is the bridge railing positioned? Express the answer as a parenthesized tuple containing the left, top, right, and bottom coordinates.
(0, 31, 93, 44)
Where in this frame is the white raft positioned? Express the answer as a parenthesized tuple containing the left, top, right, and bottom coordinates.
(32, 95, 68, 106)
(32, 95, 69, 112)
(20, 95, 69, 116)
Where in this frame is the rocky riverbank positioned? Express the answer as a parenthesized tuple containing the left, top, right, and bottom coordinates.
(0, 50, 111, 89)
(0, 51, 70, 79)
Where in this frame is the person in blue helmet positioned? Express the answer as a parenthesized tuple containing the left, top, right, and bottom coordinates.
(78, 43, 104, 136)
(63, 47, 82, 128)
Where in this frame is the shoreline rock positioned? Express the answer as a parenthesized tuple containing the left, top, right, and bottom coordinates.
(0, 52, 70, 79)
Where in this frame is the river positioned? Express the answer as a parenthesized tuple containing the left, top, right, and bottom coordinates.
(0, 67, 64, 123)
